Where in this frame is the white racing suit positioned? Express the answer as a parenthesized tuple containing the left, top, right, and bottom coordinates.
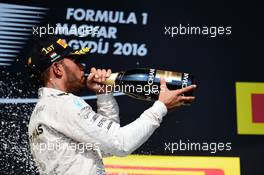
(28, 87, 167, 175)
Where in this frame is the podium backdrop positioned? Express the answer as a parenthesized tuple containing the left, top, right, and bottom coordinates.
(0, 1, 262, 175)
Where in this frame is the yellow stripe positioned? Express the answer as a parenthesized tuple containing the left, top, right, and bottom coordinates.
(103, 155, 240, 175)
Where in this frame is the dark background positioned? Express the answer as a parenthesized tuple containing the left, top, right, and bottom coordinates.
(0, 0, 263, 175)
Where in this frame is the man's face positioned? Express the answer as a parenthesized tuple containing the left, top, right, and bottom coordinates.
(61, 58, 86, 93)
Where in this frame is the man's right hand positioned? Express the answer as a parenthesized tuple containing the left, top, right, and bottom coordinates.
(86, 67, 112, 94)
(158, 77, 197, 109)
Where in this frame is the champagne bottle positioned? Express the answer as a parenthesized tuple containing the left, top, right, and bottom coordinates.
(103, 68, 194, 101)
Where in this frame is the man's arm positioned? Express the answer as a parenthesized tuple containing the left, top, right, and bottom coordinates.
(56, 96, 167, 157)
(55, 80, 196, 157)
(89, 68, 120, 123)
(96, 93, 121, 157)
(96, 93, 120, 123)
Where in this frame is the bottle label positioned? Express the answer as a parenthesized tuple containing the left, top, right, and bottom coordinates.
(155, 70, 182, 83)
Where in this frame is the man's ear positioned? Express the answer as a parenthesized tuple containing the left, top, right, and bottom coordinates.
(52, 62, 63, 77)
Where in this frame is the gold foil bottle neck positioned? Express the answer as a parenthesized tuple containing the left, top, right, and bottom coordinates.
(103, 73, 119, 85)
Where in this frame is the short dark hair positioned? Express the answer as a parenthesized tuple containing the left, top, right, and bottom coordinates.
(28, 66, 51, 87)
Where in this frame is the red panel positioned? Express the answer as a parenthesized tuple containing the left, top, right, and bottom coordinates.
(251, 94, 264, 123)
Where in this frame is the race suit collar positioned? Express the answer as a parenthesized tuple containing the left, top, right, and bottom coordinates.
(38, 87, 68, 98)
